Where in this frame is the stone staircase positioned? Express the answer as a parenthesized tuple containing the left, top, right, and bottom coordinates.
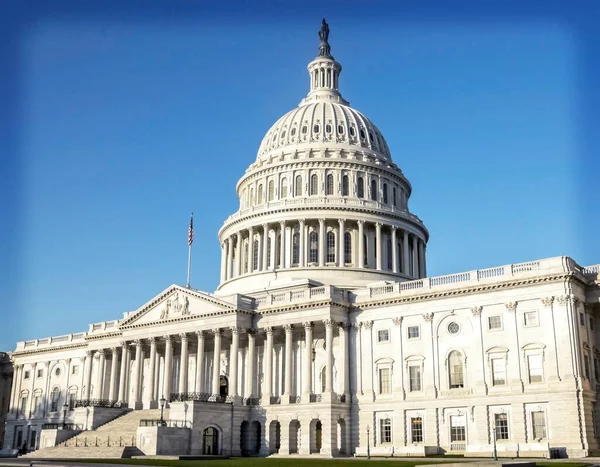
(23, 409, 168, 459)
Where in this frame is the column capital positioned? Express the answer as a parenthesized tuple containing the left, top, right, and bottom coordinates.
(318, 218, 326, 224)
(195, 330, 205, 339)
(357, 220, 365, 226)
(148, 336, 157, 345)
(86, 350, 94, 358)
(360, 320, 373, 329)
(110, 347, 118, 355)
(263, 326, 274, 335)
(236, 231, 242, 239)
(505, 302, 518, 312)
(65, 357, 72, 365)
(163, 335, 172, 343)
(338, 218, 345, 225)
(375, 222, 382, 228)
(556, 295, 570, 306)
(303, 321, 314, 330)
(230, 326, 241, 334)
(97, 348, 106, 355)
(422, 313, 434, 322)
(179, 333, 188, 341)
(540, 296, 554, 308)
(212, 328, 222, 336)
(119, 340, 128, 348)
(299, 218, 306, 226)
(470, 307, 482, 316)
(279, 220, 286, 228)
(262, 223, 269, 230)
(337, 322, 349, 331)
(391, 225, 397, 232)
(323, 319, 334, 329)
(392, 317, 403, 326)
(132, 340, 141, 347)
(283, 324, 294, 333)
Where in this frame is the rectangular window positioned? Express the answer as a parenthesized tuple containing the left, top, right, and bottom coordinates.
(532, 411, 547, 439)
(379, 368, 391, 394)
(377, 329, 389, 342)
(527, 354, 543, 383)
(523, 311, 539, 327)
(450, 415, 466, 442)
(580, 312, 585, 326)
(20, 397, 27, 416)
(36, 369, 43, 378)
(34, 395, 41, 413)
(494, 413, 509, 440)
(407, 326, 420, 339)
(69, 392, 76, 411)
(585, 355, 591, 380)
(488, 315, 502, 330)
(30, 429, 36, 449)
(380, 418, 392, 443)
(492, 358, 507, 386)
(71, 365, 79, 376)
(409, 365, 422, 392)
(24, 371, 30, 380)
(411, 417, 423, 443)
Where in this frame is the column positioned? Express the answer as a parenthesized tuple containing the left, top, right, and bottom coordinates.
(318, 218, 325, 266)
(418, 239, 426, 279)
(264, 327, 274, 401)
(338, 219, 345, 267)
(195, 331, 205, 393)
(229, 327, 239, 397)
(220, 241, 226, 282)
(279, 221, 286, 268)
(8, 365, 20, 414)
(422, 244, 427, 277)
(391, 227, 398, 273)
(83, 351, 93, 400)
(257, 228, 263, 271)
(338, 323, 349, 397)
(246, 329, 256, 397)
(358, 221, 365, 268)
(283, 325, 293, 398)
(412, 235, 419, 278)
(402, 230, 410, 275)
(108, 347, 119, 402)
(178, 333, 189, 394)
(262, 224, 269, 271)
(302, 322, 313, 398)
(147, 337, 157, 405)
(95, 350, 106, 399)
(226, 237, 233, 279)
(117, 344, 128, 404)
(133, 340, 143, 407)
(324, 320, 334, 393)
(375, 222, 382, 270)
(236, 232, 242, 276)
(211, 329, 222, 395)
(362, 321, 375, 401)
(248, 227, 254, 272)
(163, 335, 173, 402)
(299, 219, 306, 267)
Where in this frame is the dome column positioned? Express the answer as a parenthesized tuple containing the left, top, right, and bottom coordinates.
(299, 219, 306, 267)
(403, 230, 410, 275)
(262, 224, 269, 271)
(391, 227, 398, 273)
(338, 219, 345, 267)
(358, 221, 365, 268)
(412, 235, 419, 278)
(248, 227, 254, 273)
(235, 232, 242, 276)
(375, 222, 382, 270)
(220, 242, 227, 282)
(318, 218, 326, 266)
(226, 238, 233, 279)
(418, 240, 426, 278)
(279, 221, 286, 268)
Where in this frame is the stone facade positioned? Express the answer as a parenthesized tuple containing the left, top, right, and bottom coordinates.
(2, 21, 600, 459)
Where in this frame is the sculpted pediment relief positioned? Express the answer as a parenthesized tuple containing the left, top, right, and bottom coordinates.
(120, 285, 235, 328)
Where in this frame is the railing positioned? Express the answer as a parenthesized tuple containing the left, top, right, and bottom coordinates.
(335, 394, 347, 403)
(74, 399, 119, 408)
(269, 396, 281, 405)
(450, 442, 466, 452)
(169, 392, 231, 403)
(60, 435, 136, 448)
(139, 419, 191, 428)
(243, 397, 261, 406)
(309, 393, 322, 403)
(584, 264, 600, 275)
(289, 395, 301, 404)
(42, 423, 83, 430)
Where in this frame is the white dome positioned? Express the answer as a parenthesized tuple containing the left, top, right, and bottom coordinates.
(256, 102, 392, 163)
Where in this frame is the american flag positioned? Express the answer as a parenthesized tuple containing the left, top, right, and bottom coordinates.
(188, 213, 194, 246)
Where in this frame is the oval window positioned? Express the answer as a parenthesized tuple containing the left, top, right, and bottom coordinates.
(325, 124, 332, 133)
(369, 131, 374, 142)
(447, 322, 460, 335)
(291, 128, 296, 136)
(281, 131, 286, 138)
(302, 126, 307, 134)
(349, 126, 356, 136)
(313, 124, 320, 133)
(360, 129, 366, 139)
(338, 125, 344, 134)
(55, 368, 61, 377)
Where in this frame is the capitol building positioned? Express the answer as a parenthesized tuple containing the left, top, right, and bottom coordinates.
(2, 21, 600, 459)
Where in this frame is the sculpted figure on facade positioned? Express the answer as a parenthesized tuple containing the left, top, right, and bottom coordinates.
(159, 299, 171, 320)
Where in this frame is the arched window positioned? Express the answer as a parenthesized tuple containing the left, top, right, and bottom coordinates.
(371, 179, 378, 201)
(281, 178, 288, 198)
(344, 232, 352, 264)
(342, 175, 349, 196)
(295, 175, 302, 196)
(327, 231, 336, 263)
(310, 174, 319, 195)
(275, 234, 281, 267)
(326, 174, 334, 195)
(268, 180, 274, 201)
(357, 177, 364, 198)
(202, 427, 219, 455)
(387, 237, 392, 270)
(449, 351, 464, 388)
(244, 241, 249, 273)
(252, 240, 259, 271)
(383, 183, 388, 204)
(292, 232, 300, 265)
(309, 231, 319, 263)
(363, 234, 368, 267)
(50, 387, 60, 412)
(258, 185, 264, 204)
(267, 237, 272, 268)
(249, 188, 254, 206)
(321, 366, 327, 393)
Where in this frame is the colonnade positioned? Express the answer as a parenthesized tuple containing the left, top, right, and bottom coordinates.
(220, 219, 426, 282)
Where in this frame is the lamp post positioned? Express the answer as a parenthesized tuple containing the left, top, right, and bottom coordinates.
(62, 401, 69, 429)
(366, 425, 371, 460)
(492, 424, 497, 461)
(159, 396, 166, 427)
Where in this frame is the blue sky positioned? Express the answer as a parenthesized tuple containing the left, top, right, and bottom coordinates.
(1, 0, 599, 351)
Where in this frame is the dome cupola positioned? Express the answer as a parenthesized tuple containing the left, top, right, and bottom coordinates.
(217, 20, 429, 295)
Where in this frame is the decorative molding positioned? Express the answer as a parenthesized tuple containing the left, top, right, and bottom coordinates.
(422, 313, 434, 322)
(471, 307, 482, 316)
(179, 333, 188, 341)
(303, 322, 314, 330)
(323, 319, 334, 328)
(505, 302, 518, 312)
(361, 320, 373, 329)
(540, 296, 554, 307)
(556, 295, 569, 306)
(392, 317, 403, 326)
(283, 324, 294, 333)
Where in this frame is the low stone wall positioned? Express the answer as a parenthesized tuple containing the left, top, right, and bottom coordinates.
(137, 427, 190, 455)
(39, 429, 81, 449)
(72, 407, 126, 430)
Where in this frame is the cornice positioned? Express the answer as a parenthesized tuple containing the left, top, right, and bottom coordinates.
(85, 332, 122, 341)
(120, 308, 254, 330)
(11, 342, 88, 358)
(257, 299, 350, 316)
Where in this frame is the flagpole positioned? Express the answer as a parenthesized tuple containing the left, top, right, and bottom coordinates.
(186, 213, 193, 288)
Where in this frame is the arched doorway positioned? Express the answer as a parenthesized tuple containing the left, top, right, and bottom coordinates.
(337, 419, 347, 454)
(310, 419, 322, 454)
(269, 421, 281, 454)
(250, 421, 261, 455)
(202, 427, 219, 455)
(219, 375, 228, 397)
(289, 420, 301, 454)
(240, 421, 250, 456)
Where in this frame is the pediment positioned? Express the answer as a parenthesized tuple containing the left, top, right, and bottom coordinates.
(119, 285, 236, 328)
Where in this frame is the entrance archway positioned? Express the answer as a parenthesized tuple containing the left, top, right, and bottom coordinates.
(269, 421, 281, 454)
(250, 421, 261, 455)
(310, 419, 322, 454)
(202, 427, 219, 455)
(289, 420, 301, 454)
(219, 375, 228, 397)
(337, 419, 347, 454)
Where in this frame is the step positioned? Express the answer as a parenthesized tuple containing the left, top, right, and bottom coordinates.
(22, 446, 144, 459)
